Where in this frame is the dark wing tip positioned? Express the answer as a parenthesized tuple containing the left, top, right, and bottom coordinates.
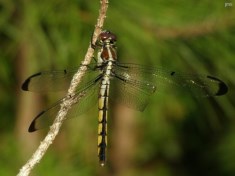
(207, 76, 228, 96)
(21, 78, 30, 91)
(28, 120, 36, 132)
(28, 110, 45, 132)
(21, 72, 42, 91)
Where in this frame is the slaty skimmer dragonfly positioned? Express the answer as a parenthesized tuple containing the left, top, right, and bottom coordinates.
(22, 30, 228, 166)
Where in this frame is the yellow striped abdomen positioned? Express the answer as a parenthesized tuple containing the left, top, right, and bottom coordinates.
(97, 77, 109, 166)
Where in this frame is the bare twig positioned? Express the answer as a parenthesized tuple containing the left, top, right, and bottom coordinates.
(17, 0, 109, 175)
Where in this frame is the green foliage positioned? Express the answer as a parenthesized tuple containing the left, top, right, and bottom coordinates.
(0, 0, 235, 175)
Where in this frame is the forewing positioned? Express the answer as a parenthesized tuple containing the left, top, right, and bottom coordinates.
(22, 64, 100, 92)
(115, 63, 228, 97)
(110, 63, 228, 112)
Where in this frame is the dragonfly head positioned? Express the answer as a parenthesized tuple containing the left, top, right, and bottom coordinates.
(96, 30, 117, 47)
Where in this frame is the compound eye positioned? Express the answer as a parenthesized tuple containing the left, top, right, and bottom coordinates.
(99, 30, 117, 42)
(109, 39, 115, 45)
(109, 34, 117, 42)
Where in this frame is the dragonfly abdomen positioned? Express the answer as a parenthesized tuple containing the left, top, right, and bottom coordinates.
(98, 71, 111, 166)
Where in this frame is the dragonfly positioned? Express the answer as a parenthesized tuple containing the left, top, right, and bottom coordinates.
(21, 30, 228, 166)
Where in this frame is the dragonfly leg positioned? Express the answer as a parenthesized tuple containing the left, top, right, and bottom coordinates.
(90, 30, 98, 49)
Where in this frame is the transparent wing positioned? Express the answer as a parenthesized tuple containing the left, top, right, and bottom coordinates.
(110, 79, 154, 111)
(28, 77, 101, 132)
(110, 62, 228, 111)
(21, 64, 100, 92)
(110, 68, 156, 111)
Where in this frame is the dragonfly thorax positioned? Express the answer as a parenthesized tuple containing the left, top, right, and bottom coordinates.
(96, 31, 117, 66)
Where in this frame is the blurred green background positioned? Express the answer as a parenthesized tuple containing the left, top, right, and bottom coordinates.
(0, 0, 235, 175)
